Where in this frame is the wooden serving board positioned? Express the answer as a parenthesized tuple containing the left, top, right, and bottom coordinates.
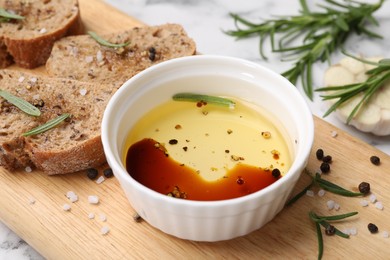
(1, 1, 390, 259)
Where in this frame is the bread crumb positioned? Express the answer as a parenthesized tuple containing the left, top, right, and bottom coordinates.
(63, 204, 71, 211)
(96, 176, 105, 184)
(88, 195, 99, 204)
(88, 213, 95, 219)
(100, 226, 110, 235)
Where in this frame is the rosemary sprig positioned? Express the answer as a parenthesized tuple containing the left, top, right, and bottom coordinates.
(23, 113, 71, 137)
(316, 52, 390, 123)
(225, 0, 384, 100)
(0, 8, 24, 22)
(309, 211, 358, 260)
(0, 89, 41, 117)
(88, 31, 130, 48)
(172, 93, 236, 108)
(286, 169, 362, 206)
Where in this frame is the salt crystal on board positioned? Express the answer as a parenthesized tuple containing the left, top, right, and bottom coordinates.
(88, 195, 99, 204)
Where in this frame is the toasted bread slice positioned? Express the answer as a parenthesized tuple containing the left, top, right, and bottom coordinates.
(0, 0, 83, 69)
(0, 70, 114, 175)
(46, 24, 196, 87)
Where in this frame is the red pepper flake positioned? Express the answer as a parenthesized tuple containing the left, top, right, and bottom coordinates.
(225, 149, 230, 153)
(227, 129, 233, 134)
(271, 149, 280, 160)
(175, 124, 182, 130)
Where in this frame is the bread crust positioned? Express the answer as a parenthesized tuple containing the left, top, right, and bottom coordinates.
(0, 0, 84, 69)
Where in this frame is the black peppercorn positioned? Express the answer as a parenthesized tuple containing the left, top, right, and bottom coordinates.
(358, 182, 370, 194)
(169, 139, 178, 145)
(316, 149, 324, 160)
(103, 168, 114, 178)
(325, 224, 336, 236)
(322, 155, 332, 163)
(272, 168, 281, 179)
(368, 223, 378, 233)
(236, 177, 244, 185)
(320, 162, 330, 173)
(370, 155, 380, 166)
(86, 168, 98, 180)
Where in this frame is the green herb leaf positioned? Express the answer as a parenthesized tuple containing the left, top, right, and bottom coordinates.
(314, 172, 363, 197)
(23, 113, 71, 137)
(0, 89, 41, 117)
(88, 31, 130, 48)
(225, 0, 384, 100)
(172, 93, 236, 108)
(316, 51, 390, 123)
(0, 8, 24, 21)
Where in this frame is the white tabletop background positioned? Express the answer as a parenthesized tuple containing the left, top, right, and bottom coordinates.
(1, 0, 390, 259)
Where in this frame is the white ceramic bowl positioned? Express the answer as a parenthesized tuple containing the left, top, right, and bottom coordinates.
(101, 55, 314, 242)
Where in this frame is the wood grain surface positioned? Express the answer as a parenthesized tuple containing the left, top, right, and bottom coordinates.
(1, 0, 390, 259)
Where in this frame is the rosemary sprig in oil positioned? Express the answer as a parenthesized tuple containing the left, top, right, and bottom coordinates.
(225, 0, 384, 100)
(316, 52, 390, 123)
(172, 93, 236, 108)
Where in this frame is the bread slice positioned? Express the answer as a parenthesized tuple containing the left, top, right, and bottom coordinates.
(0, 70, 114, 175)
(0, 0, 83, 69)
(46, 24, 196, 87)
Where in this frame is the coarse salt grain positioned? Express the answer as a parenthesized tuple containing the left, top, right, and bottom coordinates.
(101, 226, 110, 235)
(18, 76, 25, 83)
(306, 190, 314, 197)
(88, 213, 95, 219)
(63, 204, 71, 211)
(334, 203, 340, 211)
(99, 213, 107, 222)
(317, 189, 326, 197)
(96, 50, 103, 62)
(85, 56, 93, 63)
(326, 200, 335, 210)
(39, 28, 47, 34)
(24, 166, 32, 173)
(30, 77, 37, 83)
(66, 191, 78, 203)
(28, 197, 36, 205)
(79, 89, 87, 96)
(369, 194, 377, 203)
(331, 131, 338, 138)
(96, 176, 105, 184)
(383, 231, 389, 238)
(33, 94, 40, 100)
(88, 195, 99, 204)
(375, 201, 384, 210)
(349, 227, 358, 236)
(360, 200, 369, 207)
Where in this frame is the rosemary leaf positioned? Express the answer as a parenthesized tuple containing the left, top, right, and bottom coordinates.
(0, 8, 24, 21)
(314, 221, 324, 260)
(316, 52, 390, 123)
(172, 93, 236, 108)
(0, 89, 41, 117)
(88, 31, 130, 48)
(225, 0, 384, 99)
(314, 173, 363, 197)
(23, 113, 71, 137)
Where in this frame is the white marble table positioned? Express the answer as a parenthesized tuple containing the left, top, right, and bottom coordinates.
(1, 0, 390, 258)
